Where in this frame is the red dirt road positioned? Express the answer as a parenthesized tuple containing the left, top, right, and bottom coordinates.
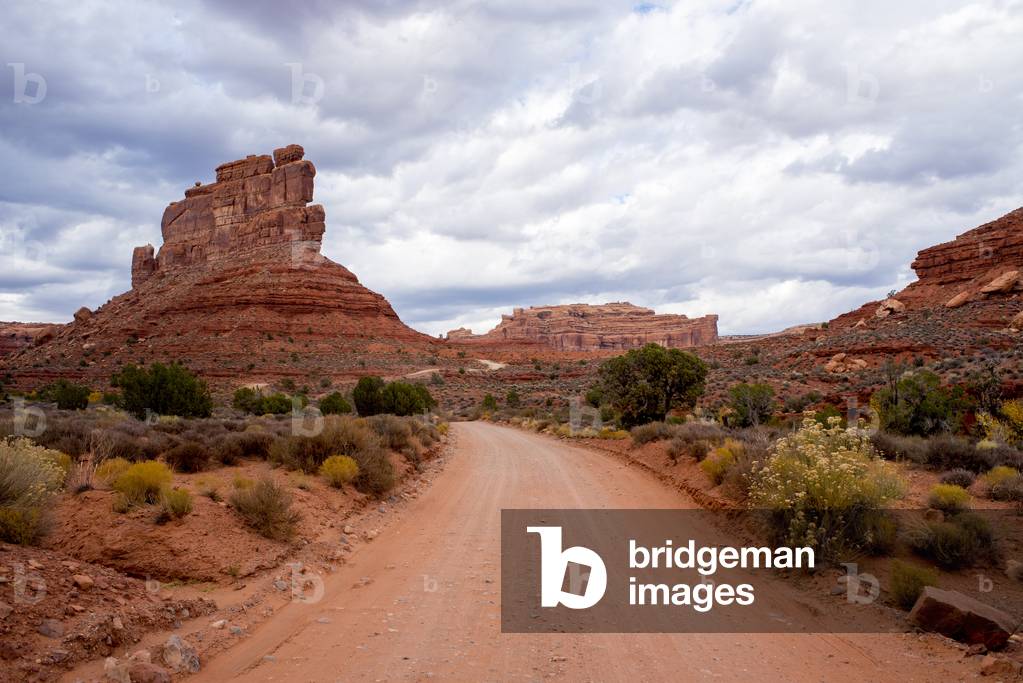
(193, 422, 977, 682)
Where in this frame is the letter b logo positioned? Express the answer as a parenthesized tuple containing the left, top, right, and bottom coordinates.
(527, 526, 607, 609)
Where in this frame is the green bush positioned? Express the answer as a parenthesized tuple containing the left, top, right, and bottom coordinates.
(506, 390, 521, 408)
(927, 484, 970, 513)
(0, 437, 67, 544)
(597, 344, 708, 428)
(229, 478, 300, 540)
(353, 376, 386, 416)
(890, 560, 938, 611)
(44, 380, 91, 410)
(728, 383, 775, 428)
(113, 363, 213, 420)
(319, 392, 353, 415)
(320, 455, 359, 488)
(749, 418, 904, 559)
(482, 393, 498, 411)
(160, 487, 193, 519)
(379, 381, 436, 416)
(871, 368, 970, 437)
(112, 461, 173, 505)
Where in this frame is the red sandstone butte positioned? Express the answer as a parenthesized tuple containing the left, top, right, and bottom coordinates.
(449, 302, 718, 351)
(1, 145, 433, 389)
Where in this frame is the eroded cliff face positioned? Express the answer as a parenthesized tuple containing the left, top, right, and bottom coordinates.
(1, 145, 433, 389)
(450, 303, 718, 350)
(831, 207, 1023, 330)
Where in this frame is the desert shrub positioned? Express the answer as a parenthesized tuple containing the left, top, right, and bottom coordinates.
(368, 414, 413, 451)
(232, 387, 262, 413)
(379, 381, 436, 416)
(631, 422, 672, 445)
(113, 363, 213, 420)
(42, 380, 91, 410)
(229, 478, 300, 540)
(35, 417, 93, 458)
(871, 368, 970, 437)
(319, 392, 353, 415)
(978, 399, 1023, 447)
(982, 466, 1019, 491)
(722, 430, 773, 499)
(160, 487, 193, 519)
(232, 429, 275, 459)
(925, 435, 984, 472)
(353, 376, 386, 416)
(437, 422, 449, 436)
(749, 418, 904, 559)
(939, 469, 976, 488)
(905, 512, 997, 569)
(196, 476, 221, 501)
(700, 440, 741, 485)
(96, 457, 132, 485)
(482, 394, 498, 412)
(597, 344, 708, 428)
(870, 432, 928, 464)
(232, 474, 255, 490)
(112, 460, 173, 505)
(0, 437, 67, 544)
(209, 434, 243, 466)
(164, 442, 211, 473)
(977, 443, 1023, 470)
(728, 383, 775, 428)
(319, 455, 359, 488)
(927, 484, 970, 513)
(890, 560, 938, 611)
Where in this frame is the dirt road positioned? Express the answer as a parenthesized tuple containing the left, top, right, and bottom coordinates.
(194, 422, 976, 682)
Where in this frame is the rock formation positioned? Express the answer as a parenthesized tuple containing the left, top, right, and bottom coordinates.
(449, 302, 718, 351)
(0, 322, 60, 357)
(1, 145, 433, 389)
(832, 206, 1023, 329)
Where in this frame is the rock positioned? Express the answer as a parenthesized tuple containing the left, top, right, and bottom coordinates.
(210, 619, 226, 629)
(0, 601, 10, 620)
(450, 302, 718, 351)
(912, 209, 1023, 291)
(2, 145, 434, 386)
(128, 662, 172, 683)
(72, 574, 95, 590)
(909, 587, 1018, 650)
(229, 625, 244, 635)
(945, 291, 972, 308)
(162, 634, 200, 673)
(980, 270, 1020, 295)
(104, 657, 132, 683)
(343, 525, 354, 535)
(73, 306, 93, 323)
(0, 322, 59, 357)
(875, 298, 906, 318)
(979, 654, 1022, 678)
(1006, 560, 1023, 582)
(37, 618, 64, 639)
(1011, 311, 1023, 330)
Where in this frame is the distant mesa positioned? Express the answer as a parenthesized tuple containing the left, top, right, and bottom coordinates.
(446, 302, 718, 351)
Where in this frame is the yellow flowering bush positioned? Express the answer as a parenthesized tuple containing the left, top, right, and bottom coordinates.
(319, 455, 359, 488)
(749, 418, 904, 558)
(700, 439, 743, 485)
(0, 437, 68, 544)
(979, 400, 1023, 447)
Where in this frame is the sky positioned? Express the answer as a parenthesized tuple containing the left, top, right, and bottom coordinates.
(1, 0, 1022, 336)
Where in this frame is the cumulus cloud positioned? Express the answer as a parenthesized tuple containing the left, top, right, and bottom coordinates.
(1, 0, 1022, 334)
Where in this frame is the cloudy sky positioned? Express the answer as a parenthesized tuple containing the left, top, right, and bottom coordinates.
(2, 0, 1022, 335)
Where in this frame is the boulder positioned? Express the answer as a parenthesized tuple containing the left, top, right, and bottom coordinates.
(945, 291, 972, 308)
(875, 298, 906, 318)
(128, 662, 172, 683)
(162, 634, 200, 673)
(72, 573, 95, 590)
(1011, 311, 1023, 330)
(73, 306, 92, 323)
(909, 587, 1018, 650)
(104, 657, 131, 683)
(981, 270, 1020, 295)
